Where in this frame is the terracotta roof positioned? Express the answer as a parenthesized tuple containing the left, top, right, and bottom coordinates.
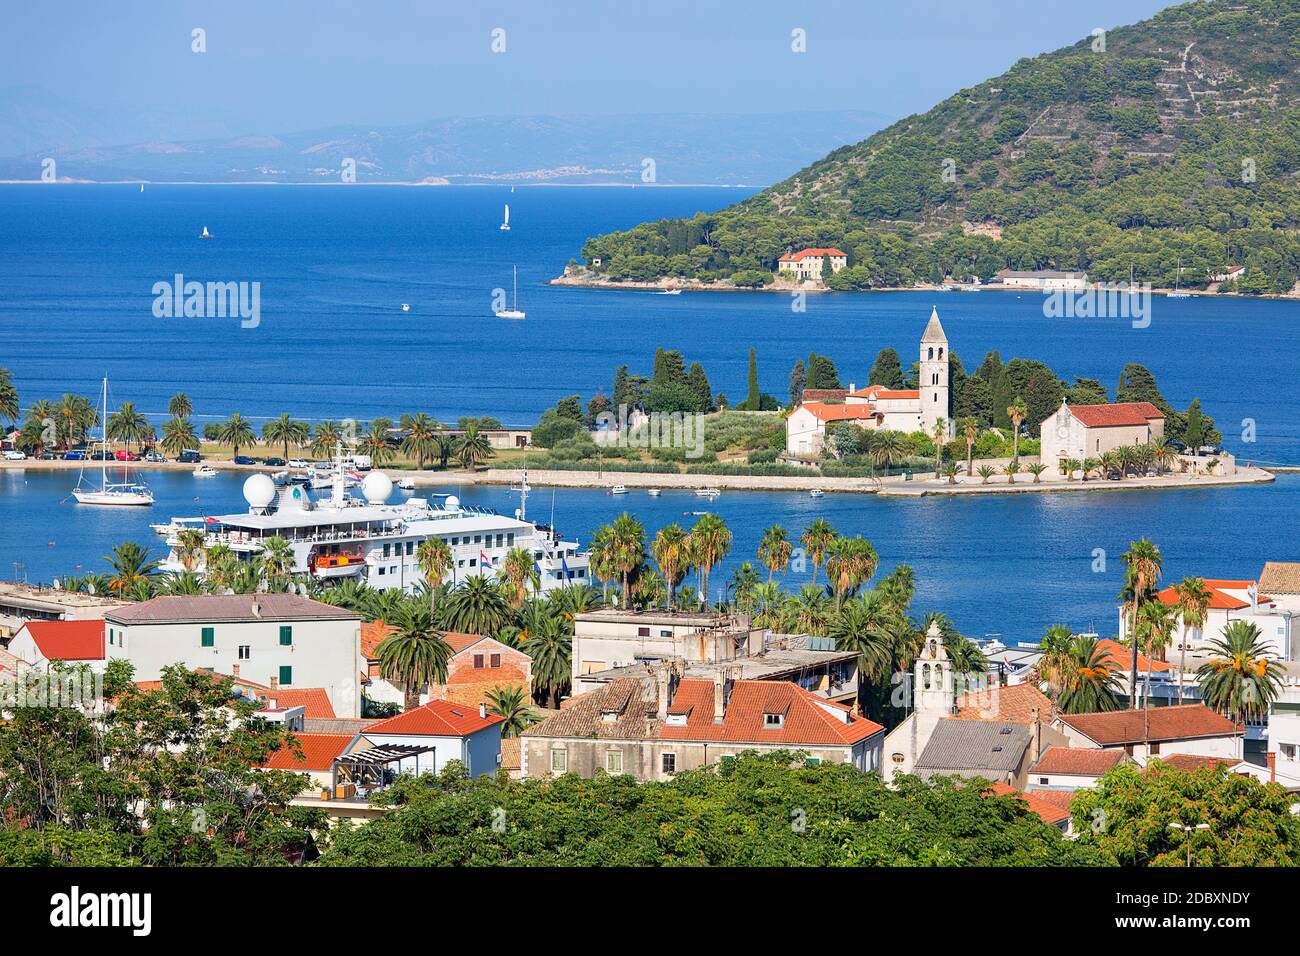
(1259, 562, 1300, 595)
(1028, 788, 1082, 812)
(17, 619, 105, 661)
(362, 698, 504, 737)
(361, 622, 487, 660)
(255, 687, 336, 719)
(987, 782, 1072, 826)
(778, 247, 847, 261)
(1153, 580, 1265, 612)
(1156, 754, 1238, 772)
(500, 737, 521, 771)
(1067, 402, 1164, 428)
(847, 385, 921, 401)
(107, 593, 360, 625)
(1096, 638, 1172, 674)
(1030, 746, 1125, 776)
(954, 682, 1053, 722)
(258, 733, 355, 772)
(799, 401, 883, 423)
(1057, 704, 1241, 746)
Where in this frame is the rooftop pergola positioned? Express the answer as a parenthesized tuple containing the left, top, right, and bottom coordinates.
(331, 744, 436, 793)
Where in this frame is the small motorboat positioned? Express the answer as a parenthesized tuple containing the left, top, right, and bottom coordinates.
(694, 488, 721, 499)
(610, 485, 628, 495)
(193, 464, 217, 477)
(655, 288, 682, 295)
(397, 477, 416, 491)
(647, 488, 661, 497)
(401, 303, 411, 312)
(199, 225, 213, 239)
(809, 489, 825, 498)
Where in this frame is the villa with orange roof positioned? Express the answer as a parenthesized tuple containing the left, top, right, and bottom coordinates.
(776, 247, 847, 282)
(361, 621, 532, 709)
(1116, 574, 1294, 661)
(7, 619, 107, 673)
(786, 309, 951, 455)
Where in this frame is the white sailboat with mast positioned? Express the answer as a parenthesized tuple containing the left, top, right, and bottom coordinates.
(1167, 259, 1191, 298)
(73, 377, 154, 506)
(497, 265, 526, 319)
(499, 203, 511, 231)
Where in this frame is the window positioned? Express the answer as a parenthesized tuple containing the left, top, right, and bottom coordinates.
(1038, 777, 1049, 785)
(637, 626, 650, 637)
(279, 625, 293, 646)
(764, 712, 784, 728)
(804, 757, 821, 766)
(1282, 743, 1298, 761)
(278, 665, 292, 686)
(662, 753, 676, 774)
(473, 653, 485, 669)
(238, 645, 251, 660)
(490, 653, 501, 668)
(201, 626, 214, 648)
(605, 751, 623, 774)
(550, 749, 567, 774)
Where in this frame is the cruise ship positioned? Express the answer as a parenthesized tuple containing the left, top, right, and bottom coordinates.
(154, 458, 590, 594)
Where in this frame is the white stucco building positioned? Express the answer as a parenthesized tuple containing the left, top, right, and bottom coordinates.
(776, 247, 848, 281)
(357, 699, 504, 777)
(995, 269, 1089, 291)
(1117, 577, 1295, 661)
(104, 593, 363, 717)
(1038, 400, 1165, 473)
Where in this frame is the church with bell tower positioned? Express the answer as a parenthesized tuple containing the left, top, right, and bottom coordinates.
(919, 307, 951, 439)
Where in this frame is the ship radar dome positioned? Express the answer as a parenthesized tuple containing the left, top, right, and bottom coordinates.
(444, 495, 460, 510)
(243, 473, 277, 509)
(361, 471, 393, 503)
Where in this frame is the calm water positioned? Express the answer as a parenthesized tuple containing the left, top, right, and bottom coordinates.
(2, 185, 1300, 639)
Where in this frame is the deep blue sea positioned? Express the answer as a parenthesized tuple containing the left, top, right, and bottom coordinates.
(2, 184, 1299, 640)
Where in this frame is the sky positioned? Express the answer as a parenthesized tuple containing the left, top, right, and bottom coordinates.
(2, 0, 1173, 136)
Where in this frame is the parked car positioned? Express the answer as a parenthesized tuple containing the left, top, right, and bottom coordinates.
(178, 450, 202, 463)
(3, 450, 26, 461)
(1198, 445, 1220, 456)
(233, 455, 256, 465)
(115, 450, 141, 461)
(62, 451, 86, 460)
(40, 450, 59, 460)
(263, 457, 286, 467)
(287, 458, 309, 469)
(144, 452, 167, 463)
(90, 450, 113, 460)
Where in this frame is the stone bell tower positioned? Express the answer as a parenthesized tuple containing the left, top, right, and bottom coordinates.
(919, 307, 950, 439)
(914, 619, 955, 716)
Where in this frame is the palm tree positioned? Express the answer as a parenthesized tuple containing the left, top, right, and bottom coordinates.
(167, 393, 193, 419)
(942, 461, 960, 484)
(547, 583, 601, 621)
(57, 393, 97, 448)
(499, 545, 539, 608)
(1056, 634, 1124, 714)
(931, 418, 946, 479)
(869, 430, 911, 474)
(607, 513, 646, 607)
(728, 562, 760, 613)
(311, 420, 344, 457)
(1027, 462, 1047, 483)
(587, 525, 616, 606)
(828, 595, 896, 712)
(960, 416, 978, 477)
(0, 367, 18, 425)
(689, 514, 731, 609)
(521, 614, 572, 707)
(160, 571, 207, 595)
(800, 519, 836, 587)
(824, 536, 878, 608)
(1081, 456, 1100, 481)
(176, 527, 207, 572)
(160, 417, 197, 457)
(218, 413, 256, 459)
(442, 575, 512, 635)
(362, 423, 394, 466)
(1036, 624, 1075, 702)
(375, 601, 451, 711)
(1062, 458, 1080, 481)
(789, 584, 832, 636)
(416, 537, 453, 592)
(485, 685, 539, 737)
(433, 432, 454, 469)
(1007, 397, 1028, 462)
(1173, 577, 1212, 703)
(104, 541, 160, 596)
(1121, 537, 1163, 708)
(752, 581, 783, 628)
(1196, 621, 1285, 725)
(260, 535, 295, 583)
(975, 464, 995, 484)
(456, 423, 495, 470)
(1004, 460, 1020, 484)
(106, 401, 150, 453)
(401, 413, 440, 470)
(262, 413, 309, 459)
(652, 524, 691, 610)
(757, 524, 793, 582)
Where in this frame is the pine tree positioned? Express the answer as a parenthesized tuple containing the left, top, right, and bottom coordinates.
(788, 359, 806, 406)
(868, 348, 905, 388)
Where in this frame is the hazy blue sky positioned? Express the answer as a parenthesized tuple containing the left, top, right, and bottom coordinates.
(4, 0, 1171, 133)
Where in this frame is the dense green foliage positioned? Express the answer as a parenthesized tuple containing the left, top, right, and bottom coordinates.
(579, 1, 1300, 295)
(319, 754, 1100, 866)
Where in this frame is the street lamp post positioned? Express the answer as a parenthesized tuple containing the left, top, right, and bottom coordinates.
(1168, 821, 1212, 867)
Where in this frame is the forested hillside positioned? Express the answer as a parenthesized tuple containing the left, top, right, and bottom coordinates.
(578, 0, 1300, 294)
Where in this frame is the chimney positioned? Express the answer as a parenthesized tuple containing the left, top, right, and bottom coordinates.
(1031, 706, 1043, 761)
(269, 675, 278, 690)
(655, 663, 671, 720)
(250, 599, 261, 619)
(1268, 752, 1277, 783)
(231, 664, 240, 676)
(479, 701, 487, 720)
(713, 673, 725, 724)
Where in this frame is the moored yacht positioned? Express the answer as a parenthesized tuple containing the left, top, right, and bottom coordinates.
(72, 377, 154, 507)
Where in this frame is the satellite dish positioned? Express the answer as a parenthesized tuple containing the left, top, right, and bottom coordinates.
(243, 473, 276, 509)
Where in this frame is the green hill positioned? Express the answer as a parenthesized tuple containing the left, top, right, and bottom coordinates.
(576, 0, 1300, 294)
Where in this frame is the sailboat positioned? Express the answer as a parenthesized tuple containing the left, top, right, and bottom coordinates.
(72, 378, 154, 506)
(199, 225, 213, 239)
(139, 183, 144, 193)
(499, 203, 511, 231)
(1167, 259, 1191, 298)
(497, 266, 525, 319)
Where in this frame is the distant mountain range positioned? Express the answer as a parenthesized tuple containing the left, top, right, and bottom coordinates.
(0, 93, 891, 186)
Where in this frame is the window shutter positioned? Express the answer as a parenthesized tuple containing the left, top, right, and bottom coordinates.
(279, 625, 292, 646)
(201, 627, 214, 647)
(279, 665, 292, 686)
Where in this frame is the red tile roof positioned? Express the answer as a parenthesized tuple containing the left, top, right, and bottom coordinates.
(19, 619, 105, 661)
(987, 782, 1072, 826)
(255, 687, 336, 719)
(1156, 754, 1239, 772)
(779, 247, 847, 262)
(799, 401, 883, 423)
(1153, 580, 1265, 612)
(1067, 402, 1164, 428)
(362, 698, 504, 737)
(1030, 746, 1125, 776)
(658, 679, 884, 746)
(1029, 788, 1082, 812)
(848, 385, 921, 401)
(1058, 704, 1242, 746)
(1096, 638, 1172, 674)
(361, 622, 486, 660)
(259, 733, 355, 772)
(954, 682, 1053, 723)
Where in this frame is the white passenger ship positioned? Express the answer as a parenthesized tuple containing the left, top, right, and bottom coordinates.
(155, 455, 589, 594)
